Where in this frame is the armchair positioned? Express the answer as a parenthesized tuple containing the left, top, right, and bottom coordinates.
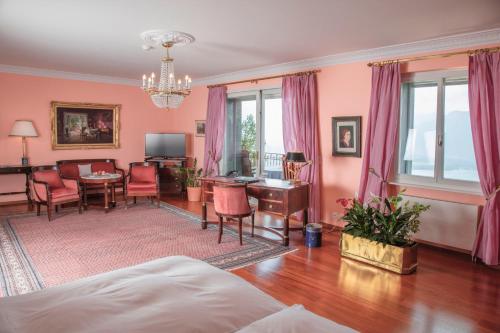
(125, 162, 160, 208)
(30, 165, 82, 221)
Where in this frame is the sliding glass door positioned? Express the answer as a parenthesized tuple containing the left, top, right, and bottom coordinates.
(222, 89, 284, 179)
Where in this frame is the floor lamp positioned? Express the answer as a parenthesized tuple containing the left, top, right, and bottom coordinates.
(9, 120, 38, 166)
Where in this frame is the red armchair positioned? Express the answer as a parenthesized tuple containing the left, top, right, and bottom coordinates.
(213, 183, 255, 245)
(125, 162, 160, 208)
(30, 165, 82, 221)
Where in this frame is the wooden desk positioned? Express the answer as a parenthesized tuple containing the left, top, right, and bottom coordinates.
(201, 177, 309, 246)
(0, 165, 33, 210)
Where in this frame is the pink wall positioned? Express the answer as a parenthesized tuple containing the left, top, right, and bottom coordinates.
(0, 73, 174, 202)
(0, 46, 486, 215)
(167, 49, 486, 223)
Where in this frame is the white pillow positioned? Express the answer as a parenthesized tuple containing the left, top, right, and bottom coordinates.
(78, 164, 92, 176)
(236, 304, 357, 333)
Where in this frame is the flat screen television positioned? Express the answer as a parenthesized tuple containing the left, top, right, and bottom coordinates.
(145, 133, 186, 158)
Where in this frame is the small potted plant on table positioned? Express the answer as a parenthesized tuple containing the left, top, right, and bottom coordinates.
(337, 191, 429, 274)
(179, 158, 203, 202)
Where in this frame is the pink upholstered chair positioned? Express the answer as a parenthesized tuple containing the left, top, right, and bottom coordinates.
(125, 162, 160, 208)
(213, 183, 255, 245)
(30, 165, 82, 221)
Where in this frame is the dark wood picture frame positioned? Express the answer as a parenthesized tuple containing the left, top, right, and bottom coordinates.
(332, 116, 361, 157)
(195, 120, 206, 137)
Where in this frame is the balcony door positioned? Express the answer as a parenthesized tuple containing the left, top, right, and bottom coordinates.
(222, 89, 284, 179)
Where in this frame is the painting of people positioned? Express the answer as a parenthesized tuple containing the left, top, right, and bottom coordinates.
(332, 116, 361, 157)
(51, 102, 120, 149)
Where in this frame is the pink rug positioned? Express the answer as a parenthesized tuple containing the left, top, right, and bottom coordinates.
(0, 202, 294, 297)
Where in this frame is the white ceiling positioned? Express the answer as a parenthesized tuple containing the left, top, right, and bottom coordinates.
(1, 0, 499, 82)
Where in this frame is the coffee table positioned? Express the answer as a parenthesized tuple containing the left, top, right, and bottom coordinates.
(80, 173, 122, 213)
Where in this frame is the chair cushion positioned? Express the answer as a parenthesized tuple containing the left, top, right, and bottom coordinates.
(33, 170, 65, 189)
(78, 164, 92, 177)
(59, 164, 79, 179)
(130, 165, 156, 183)
(127, 182, 157, 192)
(51, 188, 80, 203)
(91, 162, 115, 174)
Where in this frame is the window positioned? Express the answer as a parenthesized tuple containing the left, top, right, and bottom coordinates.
(222, 89, 284, 179)
(396, 70, 480, 192)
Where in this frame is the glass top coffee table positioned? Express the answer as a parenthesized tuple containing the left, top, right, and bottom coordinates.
(80, 173, 122, 213)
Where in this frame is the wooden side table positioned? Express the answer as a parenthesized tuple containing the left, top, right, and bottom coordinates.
(80, 174, 122, 213)
(0, 165, 33, 210)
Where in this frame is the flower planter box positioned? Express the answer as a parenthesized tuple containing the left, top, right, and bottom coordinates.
(340, 232, 418, 274)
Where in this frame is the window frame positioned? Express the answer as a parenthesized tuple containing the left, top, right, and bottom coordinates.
(393, 69, 481, 194)
(225, 87, 282, 177)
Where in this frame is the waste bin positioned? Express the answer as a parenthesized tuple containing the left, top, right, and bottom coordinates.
(305, 223, 322, 248)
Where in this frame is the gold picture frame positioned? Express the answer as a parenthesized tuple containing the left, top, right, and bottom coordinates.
(51, 101, 120, 150)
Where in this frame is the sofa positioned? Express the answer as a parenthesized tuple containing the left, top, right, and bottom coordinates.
(56, 159, 125, 193)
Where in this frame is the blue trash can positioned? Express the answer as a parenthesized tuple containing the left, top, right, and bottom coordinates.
(305, 223, 322, 248)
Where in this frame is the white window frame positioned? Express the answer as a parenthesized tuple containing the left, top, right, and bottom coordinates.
(393, 69, 481, 195)
(225, 88, 282, 177)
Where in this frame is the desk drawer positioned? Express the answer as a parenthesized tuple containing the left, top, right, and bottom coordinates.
(259, 200, 283, 214)
(258, 189, 284, 201)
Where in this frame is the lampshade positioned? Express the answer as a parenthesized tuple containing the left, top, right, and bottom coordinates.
(9, 120, 38, 137)
(286, 151, 306, 162)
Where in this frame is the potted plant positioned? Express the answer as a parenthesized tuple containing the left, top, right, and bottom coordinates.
(337, 191, 429, 274)
(178, 158, 203, 202)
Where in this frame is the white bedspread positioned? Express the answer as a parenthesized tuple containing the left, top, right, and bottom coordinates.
(0, 256, 285, 333)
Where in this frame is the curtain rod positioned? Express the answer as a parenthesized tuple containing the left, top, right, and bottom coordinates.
(206, 69, 321, 88)
(367, 46, 500, 67)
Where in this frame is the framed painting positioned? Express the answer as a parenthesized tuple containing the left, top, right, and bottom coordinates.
(195, 120, 206, 137)
(51, 101, 120, 150)
(332, 116, 361, 157)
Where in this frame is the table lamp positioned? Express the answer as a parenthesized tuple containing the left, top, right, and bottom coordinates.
(285, 151, 312, 184)
(9, 120, 38, 166)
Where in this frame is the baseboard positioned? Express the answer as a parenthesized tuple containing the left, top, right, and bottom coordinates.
(0, 200, 28, 206)
(416, 239, 471, 255)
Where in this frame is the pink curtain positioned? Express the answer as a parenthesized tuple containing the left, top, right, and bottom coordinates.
(203, 86, 227, 176)
(358, 63, 401, 202)
(469, 51, 500, 266)
(282, 73, 321, 222)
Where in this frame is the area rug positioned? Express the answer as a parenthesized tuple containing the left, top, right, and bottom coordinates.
(0, 202, 295, 297)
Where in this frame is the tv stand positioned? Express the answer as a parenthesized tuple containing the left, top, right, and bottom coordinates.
(144, 157, 189, 195)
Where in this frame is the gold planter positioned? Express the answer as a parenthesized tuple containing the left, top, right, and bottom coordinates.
(340, 233, 417, 274)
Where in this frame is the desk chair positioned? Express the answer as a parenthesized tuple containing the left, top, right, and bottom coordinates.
(213, 183, 255, 245)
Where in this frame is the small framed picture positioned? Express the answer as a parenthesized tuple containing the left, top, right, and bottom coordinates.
(195, 120, 206, 137)
(332, 116, 361, 157)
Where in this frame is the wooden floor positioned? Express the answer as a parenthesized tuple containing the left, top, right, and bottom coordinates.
(2, 198, 499, 333)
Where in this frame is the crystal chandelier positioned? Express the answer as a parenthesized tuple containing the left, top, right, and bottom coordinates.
(140, 31, 194, 109)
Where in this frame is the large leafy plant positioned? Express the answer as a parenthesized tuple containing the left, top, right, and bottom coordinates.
(337, 191, 430, 247)
(178, 158, 203, 188)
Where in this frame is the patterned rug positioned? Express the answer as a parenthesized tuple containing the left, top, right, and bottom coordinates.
(0, 202, 295, 297)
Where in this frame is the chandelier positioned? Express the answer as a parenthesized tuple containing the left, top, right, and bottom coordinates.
(140, 31, 194, 109)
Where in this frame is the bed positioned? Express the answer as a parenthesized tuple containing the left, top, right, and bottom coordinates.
(0, 256, 356, 332)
